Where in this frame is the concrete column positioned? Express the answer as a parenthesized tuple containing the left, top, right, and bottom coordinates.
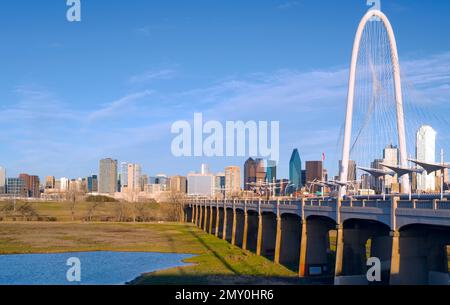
(222, 204, 227, 240)
(198, 203, 203, 228)
(192, 204, 196, 224)
(215, 204, 220, 237)
(203, 204, 208, 231)
(256, 213, 263, 256)
(389, 230, 400, 285)
(298, 220, 308, 277)
(209, 205, 213, 234)
(274, 216, 282, 264)
(231, 208, 237, 245)
(242, 211, 248, 250)
(391, 196, 399, 231)
(334, 224, 344, 277)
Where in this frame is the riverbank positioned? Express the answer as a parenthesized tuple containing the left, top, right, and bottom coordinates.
(0, 222, 306, 285)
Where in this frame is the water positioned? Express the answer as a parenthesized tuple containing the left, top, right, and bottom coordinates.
(0, 251, 193, 285)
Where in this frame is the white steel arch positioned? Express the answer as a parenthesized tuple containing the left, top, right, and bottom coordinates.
(339, 9, 409, 197)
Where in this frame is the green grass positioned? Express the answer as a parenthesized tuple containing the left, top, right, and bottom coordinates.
(0, 222, 301, 285)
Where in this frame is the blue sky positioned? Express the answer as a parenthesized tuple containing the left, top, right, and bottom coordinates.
(1, 0, 450, 180)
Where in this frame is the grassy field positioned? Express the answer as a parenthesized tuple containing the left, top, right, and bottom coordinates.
(0, 221, 305, 285)
(0, 200, 177, 222)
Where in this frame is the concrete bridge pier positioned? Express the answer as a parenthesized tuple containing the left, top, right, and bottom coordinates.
(256, 213, 263, 256)
(217, 207, 225, 239)
(215, 205, 220, 237)
(260, 212, 278, 261)
(299, 220, 308, 277)
(198, 204, 203, 229)
(192, 204, 197, 224)
(225, 208, 233, 242)
(203, 206, 210, 231)
(242, 211, 249, 250)
(185, 206, 193, 223)
(245, 211, 260, 253)
(230, 207, 237, 245)
(234, 209, 245, 248)
(278, 214, 302, 271)
(302, 216, 336, 277)
(208, 205, 214, 234)
(221, 207, 228, 240)
(335, 220, 392, 285)
(390, 225, 450, 285)
(210, 206, 217, 235)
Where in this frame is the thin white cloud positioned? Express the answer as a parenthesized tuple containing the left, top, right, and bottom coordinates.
(128, 69, 176, 84)
(277, 1, 299, 9)
(86, 90, 154, 122)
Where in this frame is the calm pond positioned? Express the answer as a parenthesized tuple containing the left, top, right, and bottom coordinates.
(0, 251, 193, 285)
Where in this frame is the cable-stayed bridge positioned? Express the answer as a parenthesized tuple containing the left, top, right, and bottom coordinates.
(185, 7, 450, 285)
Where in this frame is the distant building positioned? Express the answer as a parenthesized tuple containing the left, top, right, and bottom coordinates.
(244, 158, 256, 191)
(289, 149, 302, 192)
(99, 158, 118, 194)
(416, 125, 437, 192)
(305, 161, 323, 193)
(120, 162, 129, 189)
(170, 176, 187, 193)
(338, 160, 357, 182)
(60, 177, 70, 192)
(140, 174, 149, 191)
(87, 175, 98, 193)
(187, 173, 214, 197)
(127, 163, 142, 192)
(0, 167, 5, 194)
(155, 174, 170, 191)
(301, 170, 307, 188)
(370, 159, 384, 193)
(383, 144, 399, 192)
(45, 176, 56, 189)
(244, 158, 265, 191)
(201, 164, 210, 175)
(266, 160, 277, 184)
(6, 178, 26, 197)
(225, 166, 241, 196)
(214, 173, 226, 197)
(69, 179, 83, 193)
(276, 179, 289, 196)
(19, 174, 40, 198)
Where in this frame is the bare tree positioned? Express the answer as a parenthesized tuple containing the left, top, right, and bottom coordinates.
(168, 191, 186, 222)
(17, 202, 38, 221)
(66, 189, 84, 221)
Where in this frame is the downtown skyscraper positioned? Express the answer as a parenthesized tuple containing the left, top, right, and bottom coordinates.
(99, 158, 118, 194)
(416, 125, 437, 192)
(289, 149, 302, 192)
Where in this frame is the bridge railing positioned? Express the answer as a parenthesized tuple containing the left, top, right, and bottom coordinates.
(397, 199, 450, 210)
(437, 200, 450, 210)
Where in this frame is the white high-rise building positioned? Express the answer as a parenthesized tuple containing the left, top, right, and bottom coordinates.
(120, 162, 129, 188)
(60, 177, 69, 191)
(187, 173, 214, 197)
(0, 167, 5, 187)
(383, 145, 399, 190)
(416, 125, 437, 192)
(201, 163, 210, 175)
(127, 163, 142, 192)
(0, 167, 5, 194)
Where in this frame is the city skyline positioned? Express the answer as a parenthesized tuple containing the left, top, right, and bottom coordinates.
(0, 1, 449, 180)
